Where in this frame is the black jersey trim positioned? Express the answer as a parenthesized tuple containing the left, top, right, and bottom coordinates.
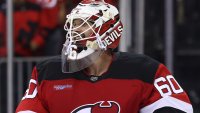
(36, 52, 159, 84)
(105, 52, 159, 83)
(153, 107, 186, 113)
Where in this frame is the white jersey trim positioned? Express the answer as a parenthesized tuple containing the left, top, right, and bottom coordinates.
(140, 96, 193, 113)
(18, 110, 36, 113)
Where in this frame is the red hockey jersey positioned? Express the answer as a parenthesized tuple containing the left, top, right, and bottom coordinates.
(16, 52, 193, 113)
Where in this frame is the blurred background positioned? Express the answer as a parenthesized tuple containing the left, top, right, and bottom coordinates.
(0, 0, 200, 113)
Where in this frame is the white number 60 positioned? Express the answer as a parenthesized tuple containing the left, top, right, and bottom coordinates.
(154, 75, 184, 97)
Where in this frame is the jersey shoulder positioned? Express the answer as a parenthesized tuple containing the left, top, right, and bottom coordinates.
(110, 52, 160, 83)
(35, 56, 77, 84)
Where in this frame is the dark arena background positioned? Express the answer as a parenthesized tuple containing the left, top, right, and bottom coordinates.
(0, 0, 200, 113)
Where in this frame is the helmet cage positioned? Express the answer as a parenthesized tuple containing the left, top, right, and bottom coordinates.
(62, 12, 106, 73)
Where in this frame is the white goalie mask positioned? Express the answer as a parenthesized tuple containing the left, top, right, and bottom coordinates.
(62, 0, 123, 73)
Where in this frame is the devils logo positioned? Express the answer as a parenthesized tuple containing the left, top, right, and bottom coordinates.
(71, 101, 120, 113)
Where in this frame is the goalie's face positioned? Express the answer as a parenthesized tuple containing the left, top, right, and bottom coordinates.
(72, 19, 94, 40)
(65, 17, 96, 44)
(63, 18, 98, 59)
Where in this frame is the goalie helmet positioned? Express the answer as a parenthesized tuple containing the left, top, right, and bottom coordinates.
(62, 0, 123, 73)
